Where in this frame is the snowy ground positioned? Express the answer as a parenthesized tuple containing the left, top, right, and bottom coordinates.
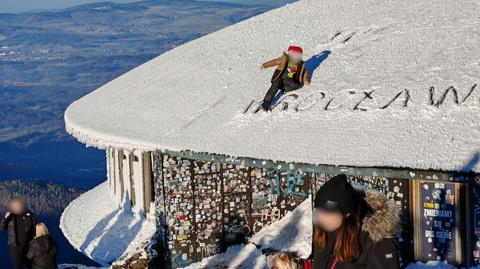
(60, 181, 156, 266)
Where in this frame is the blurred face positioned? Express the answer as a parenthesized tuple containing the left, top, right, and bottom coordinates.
(9, 199, 25, 215)
(288, 52, 303, 64)
(315, 209, 344, 232)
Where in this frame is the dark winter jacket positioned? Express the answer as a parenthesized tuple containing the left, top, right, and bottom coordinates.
(311, 190, 400, 269)
(262, 53, 310, 85)
(0, 210, 37, 246)
(26, 235, 58, 269)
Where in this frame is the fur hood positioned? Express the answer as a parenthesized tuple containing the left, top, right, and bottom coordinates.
(361, 190, 400, 242)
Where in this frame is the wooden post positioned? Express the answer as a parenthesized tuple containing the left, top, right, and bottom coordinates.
(129, 152, 136, 206)
(118, 150, 125, 200)
(107, 150, 111, 187)
(142, 152, 153, 216)
(112, 149, 117, 195)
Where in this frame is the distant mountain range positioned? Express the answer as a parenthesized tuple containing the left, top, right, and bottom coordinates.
(0, 0, 271, 145)
(0, 0, 272, 187)
(0, 1, 277, 266)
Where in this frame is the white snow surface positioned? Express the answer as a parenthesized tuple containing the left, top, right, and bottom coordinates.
(60, 182, 156, 266)
(184, 198, 313, 269)
(65, 0, 480, 172)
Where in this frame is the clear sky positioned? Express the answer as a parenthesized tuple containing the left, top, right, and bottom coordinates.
(0, 0, 294, 13)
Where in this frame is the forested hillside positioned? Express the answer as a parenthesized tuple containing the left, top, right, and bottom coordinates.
(0, 179, 83, 215)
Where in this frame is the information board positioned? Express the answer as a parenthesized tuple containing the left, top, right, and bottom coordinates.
(414, 180, 462, 264)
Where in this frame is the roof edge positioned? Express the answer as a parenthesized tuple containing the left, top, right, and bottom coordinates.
(64, 103, 165, 152)
(64, 104, 480, 174)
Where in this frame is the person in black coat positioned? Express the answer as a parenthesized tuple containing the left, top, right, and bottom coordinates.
(26, 223, 58, 269)
(308, 174, 401, 269)
(0, 197, 37, 269)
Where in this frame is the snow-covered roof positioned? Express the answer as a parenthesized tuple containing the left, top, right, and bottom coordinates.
(65, 0, 480, 173)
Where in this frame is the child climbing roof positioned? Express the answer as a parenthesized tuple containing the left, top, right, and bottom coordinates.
(260, 46, 311, 111)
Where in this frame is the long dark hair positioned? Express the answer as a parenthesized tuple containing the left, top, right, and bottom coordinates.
(313, 212, 362, 262)
(314, 192, 372, 263)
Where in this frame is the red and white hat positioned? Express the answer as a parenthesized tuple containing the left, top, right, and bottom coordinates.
(287, 45, 303, 55)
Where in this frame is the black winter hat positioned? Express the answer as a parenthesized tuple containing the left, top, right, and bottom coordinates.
(314, 174, 359, 214)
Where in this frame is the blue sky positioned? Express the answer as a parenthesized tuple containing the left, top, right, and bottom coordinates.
(0, 0, 293, 13)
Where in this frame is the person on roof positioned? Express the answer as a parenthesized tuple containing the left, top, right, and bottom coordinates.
(260, 46, 310, 111)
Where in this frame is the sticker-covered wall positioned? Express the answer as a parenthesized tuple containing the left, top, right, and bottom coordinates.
(152, 151, 477, 268)
(154, 153, 313, 268)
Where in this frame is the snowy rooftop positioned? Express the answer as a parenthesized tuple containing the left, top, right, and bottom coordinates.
(65, 0, 480, 173)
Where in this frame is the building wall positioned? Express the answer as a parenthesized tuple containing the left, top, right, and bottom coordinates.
(153, 152, 432, 268)
(104, 149, 479, 268)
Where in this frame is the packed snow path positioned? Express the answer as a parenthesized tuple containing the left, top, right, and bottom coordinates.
(60, 182, 156, 266)
(65, 0, 480, 173)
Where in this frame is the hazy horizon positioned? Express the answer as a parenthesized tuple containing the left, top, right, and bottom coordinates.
(0, 0, 294, 13)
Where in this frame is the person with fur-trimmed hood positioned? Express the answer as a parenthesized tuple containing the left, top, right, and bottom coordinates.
(306, 174, 401, 269)
(260, 46, 310, 111)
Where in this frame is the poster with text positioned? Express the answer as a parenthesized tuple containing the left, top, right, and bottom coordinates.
(415, 180, 462, 264)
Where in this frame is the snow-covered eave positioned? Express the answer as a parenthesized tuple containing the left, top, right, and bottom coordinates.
(65, 107, 479, 175)
(65, 105, 163, 152)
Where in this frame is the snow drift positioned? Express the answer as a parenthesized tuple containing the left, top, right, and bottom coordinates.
(60, 182, 156, 266)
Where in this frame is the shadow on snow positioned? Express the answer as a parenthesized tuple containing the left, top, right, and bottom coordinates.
(304, 50, 331, 79)
(79, 195, 143, 266)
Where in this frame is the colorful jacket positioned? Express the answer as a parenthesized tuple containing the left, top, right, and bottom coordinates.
(262, 52, 310, 85)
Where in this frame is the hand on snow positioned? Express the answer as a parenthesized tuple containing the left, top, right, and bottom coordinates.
(5, 212, 11, 219)
(260, 65, 264, 70)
